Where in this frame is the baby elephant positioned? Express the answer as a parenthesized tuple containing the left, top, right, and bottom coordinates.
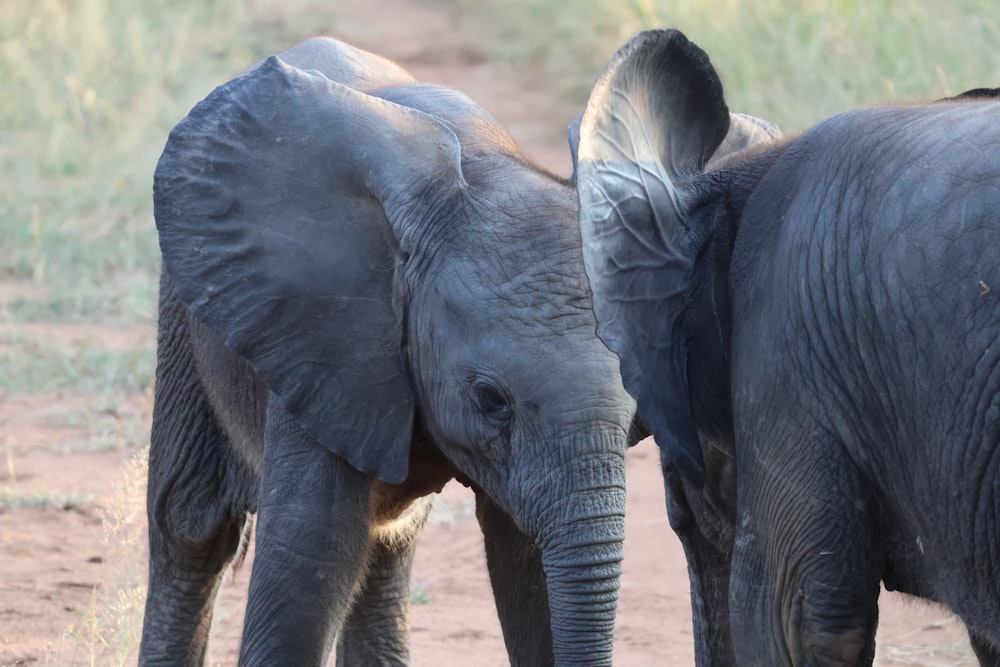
(140, 37, 636, 666)
(576, 29, 1000, 666)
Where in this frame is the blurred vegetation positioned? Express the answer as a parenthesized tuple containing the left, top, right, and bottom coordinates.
(0, 334, 154, 394)
(0, 0, 257, 326)
(467, 0, 1000, 131)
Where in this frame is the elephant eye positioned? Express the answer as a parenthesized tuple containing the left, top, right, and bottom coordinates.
(472, 379, 513, 423)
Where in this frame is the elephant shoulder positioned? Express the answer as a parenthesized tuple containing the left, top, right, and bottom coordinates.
(733, 101, 1000, 321)
(789, 102, 998, 168)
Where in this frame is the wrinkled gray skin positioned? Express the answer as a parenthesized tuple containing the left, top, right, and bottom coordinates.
(139, 37, 637, 667)
(575, 29, 1000, 666)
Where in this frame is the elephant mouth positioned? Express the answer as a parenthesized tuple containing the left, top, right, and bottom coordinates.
(368, 436, 458, 524)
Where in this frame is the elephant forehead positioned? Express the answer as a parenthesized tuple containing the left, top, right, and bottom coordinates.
(433, 254, 598, 335)
(407, 258, 629, 409)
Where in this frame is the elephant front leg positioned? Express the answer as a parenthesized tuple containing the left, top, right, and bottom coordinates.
(730, 433, 881, 666)
(334, 496, 434, 666)
(662, 460, 737, 667)
(238, 402, 372, 667)
(679, 527, 736, 666)
(475, 490, 554, 666)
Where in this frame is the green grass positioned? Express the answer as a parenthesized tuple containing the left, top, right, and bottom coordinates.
(411, 583, 432, 605)
(0, 334, 155, 394)
(463, 0, 1000, 133)
(0, 487, 95, 511)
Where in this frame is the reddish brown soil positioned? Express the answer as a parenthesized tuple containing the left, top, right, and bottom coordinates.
(0, 1, 978, 665)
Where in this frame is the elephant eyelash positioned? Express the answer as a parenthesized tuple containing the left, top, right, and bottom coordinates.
(469, 376, 514, 424)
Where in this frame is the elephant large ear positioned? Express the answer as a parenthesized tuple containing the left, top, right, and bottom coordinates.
(154, 56, 464, 484)
(573, 110, 779, 181)
(576, 30, 730, 486)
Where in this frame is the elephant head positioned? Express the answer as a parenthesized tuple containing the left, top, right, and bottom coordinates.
(153, 37, 634, 665)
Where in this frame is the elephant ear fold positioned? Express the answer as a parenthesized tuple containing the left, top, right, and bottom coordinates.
(576, 29, 730, 486)
(567, 112, 582, 183)
(707, 112, 782, 169)
(154, 56, 464, 484)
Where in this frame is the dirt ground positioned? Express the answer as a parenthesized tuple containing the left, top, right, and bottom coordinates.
(0, 1, 981, 665)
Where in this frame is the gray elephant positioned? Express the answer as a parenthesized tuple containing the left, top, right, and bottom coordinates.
(574, 29, 1000, 666)
(139, 37, 638, 667)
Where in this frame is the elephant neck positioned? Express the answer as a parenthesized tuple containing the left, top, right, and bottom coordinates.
(681, 208, 736, 447)
(681, 145, 789, 447)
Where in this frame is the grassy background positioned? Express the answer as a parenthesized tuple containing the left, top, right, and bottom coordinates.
(475, 0, 1000, 131)
(0, 0, 997, 663)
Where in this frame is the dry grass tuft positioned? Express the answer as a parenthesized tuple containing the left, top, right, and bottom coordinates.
(54, 447, 148, 667)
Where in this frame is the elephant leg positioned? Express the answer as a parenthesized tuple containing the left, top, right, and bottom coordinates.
(729, 433, 880, 666)
(140, 341, 255, 666)
(679, 525, 735, 666)
(238, 399, 372, 667)
(969, 628, 1000, 666)
(475, 490, 554, 666)
(334, 496, 433, 666)
(662, 462, 736, 667)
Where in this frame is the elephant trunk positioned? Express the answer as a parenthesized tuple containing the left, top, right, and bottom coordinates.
(533, 452, 626, 666)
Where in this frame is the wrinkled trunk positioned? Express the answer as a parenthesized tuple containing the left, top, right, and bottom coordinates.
(533, 453, 627, 666)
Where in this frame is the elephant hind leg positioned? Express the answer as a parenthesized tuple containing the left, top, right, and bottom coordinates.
(141, 412, 255, 665)
(731, 514, 879, 666)
(784, 587, 874, 666)
(140, 329, 257, 664)
(141, 505, 249, 666)
(730, 433, 880, 666)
